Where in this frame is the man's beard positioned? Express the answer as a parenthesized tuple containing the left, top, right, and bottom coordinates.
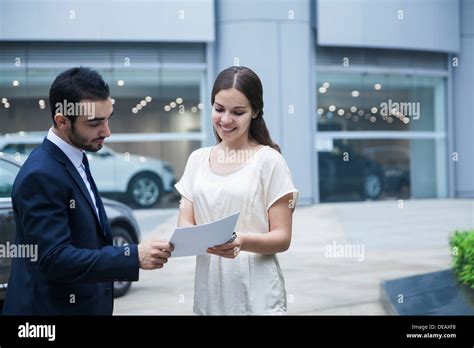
(68, 123, 103, 152)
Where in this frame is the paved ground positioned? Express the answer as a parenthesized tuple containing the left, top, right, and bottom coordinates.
(114, 198, 474, 315)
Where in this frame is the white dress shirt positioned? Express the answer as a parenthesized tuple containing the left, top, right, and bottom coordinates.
(47, 128, 100, 218)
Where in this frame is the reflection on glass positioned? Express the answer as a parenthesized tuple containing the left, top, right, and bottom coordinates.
(0, 68, 203, 135)
(317, 73, 445, 133)
(0, 61, 204, 209)
(316, 72, 447, 202)
(318, 139, 446, 202)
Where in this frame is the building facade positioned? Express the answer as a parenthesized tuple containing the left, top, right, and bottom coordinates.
(0, 0, 472, 205)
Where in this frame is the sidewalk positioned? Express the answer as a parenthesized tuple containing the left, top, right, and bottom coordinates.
(113, 199, 474, 315)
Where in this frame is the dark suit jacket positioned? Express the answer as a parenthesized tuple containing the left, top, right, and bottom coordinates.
(3, 138, 139, 315)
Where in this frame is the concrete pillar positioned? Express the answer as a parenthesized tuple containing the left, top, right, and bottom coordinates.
(212, 0, 315, 205)
(453, 0, 474, 197)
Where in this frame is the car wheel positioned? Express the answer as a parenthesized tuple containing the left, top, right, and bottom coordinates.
(362, 173, 382, 200)
(127, 173, 163, 208)
(112, 226, 134, 298)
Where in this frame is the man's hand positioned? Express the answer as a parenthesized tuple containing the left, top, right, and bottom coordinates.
(138, 240, 174, 270)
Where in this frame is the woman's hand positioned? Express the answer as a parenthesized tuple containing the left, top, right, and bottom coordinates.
(207, 233, 244, 259)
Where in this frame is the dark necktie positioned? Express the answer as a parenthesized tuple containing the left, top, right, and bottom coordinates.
(82, 152, 106, 230)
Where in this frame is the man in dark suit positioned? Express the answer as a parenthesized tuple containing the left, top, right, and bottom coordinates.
(3, 67, 173, 315)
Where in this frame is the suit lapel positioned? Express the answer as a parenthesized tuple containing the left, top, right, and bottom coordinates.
(65, 161, 102, 226)
(42, 138, 108, 240)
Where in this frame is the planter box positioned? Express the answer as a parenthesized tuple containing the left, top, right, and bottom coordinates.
(380, 269, 474, 315)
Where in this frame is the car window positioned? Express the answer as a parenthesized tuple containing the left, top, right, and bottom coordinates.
(0, 159, 20, 197)
(2, 144, 23, 155)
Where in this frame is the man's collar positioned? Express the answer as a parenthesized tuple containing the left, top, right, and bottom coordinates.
(46, 128, 84, 169)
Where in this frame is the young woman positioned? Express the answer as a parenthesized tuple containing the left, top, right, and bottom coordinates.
(175, 66, 298, 315)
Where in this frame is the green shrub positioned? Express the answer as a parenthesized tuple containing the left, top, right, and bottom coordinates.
(450, 230, 474, 289)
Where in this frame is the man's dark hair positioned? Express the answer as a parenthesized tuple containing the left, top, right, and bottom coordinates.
(49, 67, 110, 126)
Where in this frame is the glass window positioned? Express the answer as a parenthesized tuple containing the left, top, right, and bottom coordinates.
(316, 72, 447, 202)
(0, 48, 205, 209)
(317, 73, 445, 133)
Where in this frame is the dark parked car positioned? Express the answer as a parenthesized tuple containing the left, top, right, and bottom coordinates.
(361, 146, 410, 197)
(318, 142, 384, 200)
(0, 154, 141, 303)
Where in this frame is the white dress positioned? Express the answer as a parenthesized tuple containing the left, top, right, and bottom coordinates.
(175, 145, 298, 315)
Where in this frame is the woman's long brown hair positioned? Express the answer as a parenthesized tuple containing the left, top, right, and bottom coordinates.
(211, 66, 281, 153)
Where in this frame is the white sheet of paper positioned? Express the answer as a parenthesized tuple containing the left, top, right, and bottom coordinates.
(170, 212, 240, 257)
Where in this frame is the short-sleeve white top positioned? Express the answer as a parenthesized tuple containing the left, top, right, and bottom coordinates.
(175, 145, 298, 315)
